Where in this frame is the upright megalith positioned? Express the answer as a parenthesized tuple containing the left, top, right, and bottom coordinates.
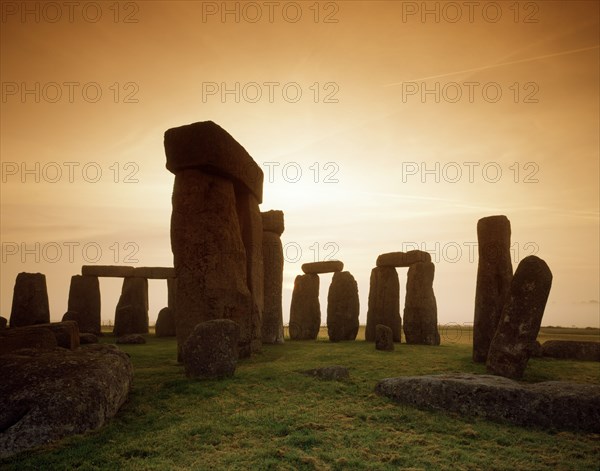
(403, 262, 440, 345)
(366, 267, 401, 342)
(165, 121, 264, 359)
(113, 277, 149, 337)
(9, 272, 50, 328)
(261, 210, 285, 344)
(289, 274, 321, 340)
(327, 271, 360, 342)
(66, 275, 101, 334)
(473, 215, 513, 363)
(487, 256, 553, 379)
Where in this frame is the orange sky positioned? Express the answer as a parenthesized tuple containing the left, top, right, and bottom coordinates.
(1, 1, 598, 330)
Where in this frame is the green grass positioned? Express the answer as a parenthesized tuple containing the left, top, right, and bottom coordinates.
(1, 328, 599, 470)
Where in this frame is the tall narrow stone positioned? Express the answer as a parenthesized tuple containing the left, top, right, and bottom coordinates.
(327, 271, 359, 342)
(403, 262, 440, 345)
(9, 272, 50, 328)
(289, 274, 321, 340)
(261, 210, 285, 344)
(67, 275, 101, 334)
(113, 277, 149, 337)
(487, 256, 553, 379)
(473, 215, 513, 362)
(366, 267, 401, 342)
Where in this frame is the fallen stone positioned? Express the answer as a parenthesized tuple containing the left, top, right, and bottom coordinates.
(473, 215, 513, 363)
(113, 277, 149, 337)
(487, 256, 553, 379)
(376, 250, 431, 268)
(116, 334, 146, 344)
(182, 319, 240, 379)
(0, 322, 79, 353)
(0, 344, 133, 458)
(327, 271, 359, 342)
(376, 373, 600, 433)
(79, 333, 99, 344)
(403, 262, 440, 345)
(37, 321, 80, 350)
(301, 365, 349, 381)
(375, 324, 394, 351)
(81, 265, 135, 278)
(9, 272, 50, 328)
(289, 274, 321, 340)
(301, 260, 344, 274)
(67, 275, 101, 334)
(131, 267, 175, 279)
(155, 307, 176, 337)
(262, 230, 284, 344)
(0, 328, 57, 355)
(365, 267, 401, 342)
(542, 340, 600, 362)
(261, 210, 285, 235)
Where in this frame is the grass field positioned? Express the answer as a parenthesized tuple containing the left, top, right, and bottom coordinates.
(1, 327, 599, 470)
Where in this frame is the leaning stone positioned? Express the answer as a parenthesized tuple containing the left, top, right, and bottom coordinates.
(0, 344, 133, 458)
(365, 267, 401, 342)
(116, 334, 146, 344)
(542, 340, 600, 362)
(67, 275, 101, 334)
(376, 373, 600, 433)
(155, 307, 176, 337)
(301, 260, 344, 274)
(262, 231, 284, 344)
(132, 267, 176, 279)
(80, 333, 99, 344)
(81, 265, 135, 278)
(376, 250, 431, 268)
(9, 272, 50, 328)
(300, 365, 349, 381)
(0, 317, 6, 329)
(182, 319, 240, 379)
(261, 210, 285, 235)
(113, 277, 149, 337)
(403, 262, 440, 345)
(0, 328, 57, 355)
(289, 274, 321, 340)
(327, 271, 359, 342)
(473, 215, 513, 363)
(487, 256, 553, 379)
(375, 324, 394, 351)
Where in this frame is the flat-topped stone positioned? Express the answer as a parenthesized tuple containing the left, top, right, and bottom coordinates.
(164, 120, 263, 203)
(82, 265, 135, 278)
(261, 210, 285, 235)
(376, 250, 431, 267)
(132, 267, 176, 279)
(301, 260, 344, 274)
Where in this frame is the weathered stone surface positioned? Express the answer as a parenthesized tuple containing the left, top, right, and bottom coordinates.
(0, 344, 133, 458)
(113, 277, 149, 337)
(301, 365, 349, 381)
(79, 333, 98, 344)
(132, 267, 175, 279)
(261, 210, 284, 235)
(116, 334, 146, 344)
(262, 231, 284, 344)
(487, 256, 553, 379)
(376, 250, 431, 268)
(182, 319, 240, 379)
(0, 317, 6, 329)
(155, 307, 176, 337)
(327, 271, 359, 342)
(164, 120, 263, 203)
(81, 265, 135, 278)
(0, 328, 57, 355)
(37, 321, 80, 350)
(366, 267, 401, 342)
(9, 272, 50, 328)
(542, 340, 600, 362)
(289, 274, 321, 340)
(167, 277, 177, 310)
(67, 275, 101, 334)
(375, 324, 394, 351)
(403, 262, 440, 345)
(473, 215, 513, 363)
(376, 373, 600, 433)
(301, 260, 344, 274)
(171, 169, 253, 360)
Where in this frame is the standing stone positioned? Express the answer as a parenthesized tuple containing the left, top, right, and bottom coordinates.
(262, 211, 285, 344)
(375, 324, 394, 351)
(327, 271, 359, 342)
(366, 267, 401, 342)
(473, 215, 513, 363)
(113, 277, 149, 337)
(486, 256, 553, 379)
(0, 317, 7, 330)
(167, 277, 177, 310)
(9, 273, 50, 328)
(289, 274, 321, 340)
(155, 307, 176, 337)
(404, 262, 440, 345)
(66, 275, 101, 334)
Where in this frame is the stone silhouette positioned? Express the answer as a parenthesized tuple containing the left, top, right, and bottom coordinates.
(473, 215, 513, 363)
(166, 121, 263, 359)
(113, 277, 149, 337)
(82, 265, 135, 277)
(301, 260, 344, 274)
(486, 256, 553, 379)
(366, 267, 401, 342)
(289, 274, 321, 340)
(403, 262, 440, 345)
(9, 272, 50, 328)
(327, 271, 359, 342)
(0, 317, 7, 329)
(261, 210, 285, 344)
(155, 307, 176, 337)
(376, 250, 431, 267)
(375, 324, 394, 351)
(66, 275, 101, 334)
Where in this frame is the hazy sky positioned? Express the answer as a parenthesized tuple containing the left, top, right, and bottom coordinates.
(1, 1, 598, 330)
